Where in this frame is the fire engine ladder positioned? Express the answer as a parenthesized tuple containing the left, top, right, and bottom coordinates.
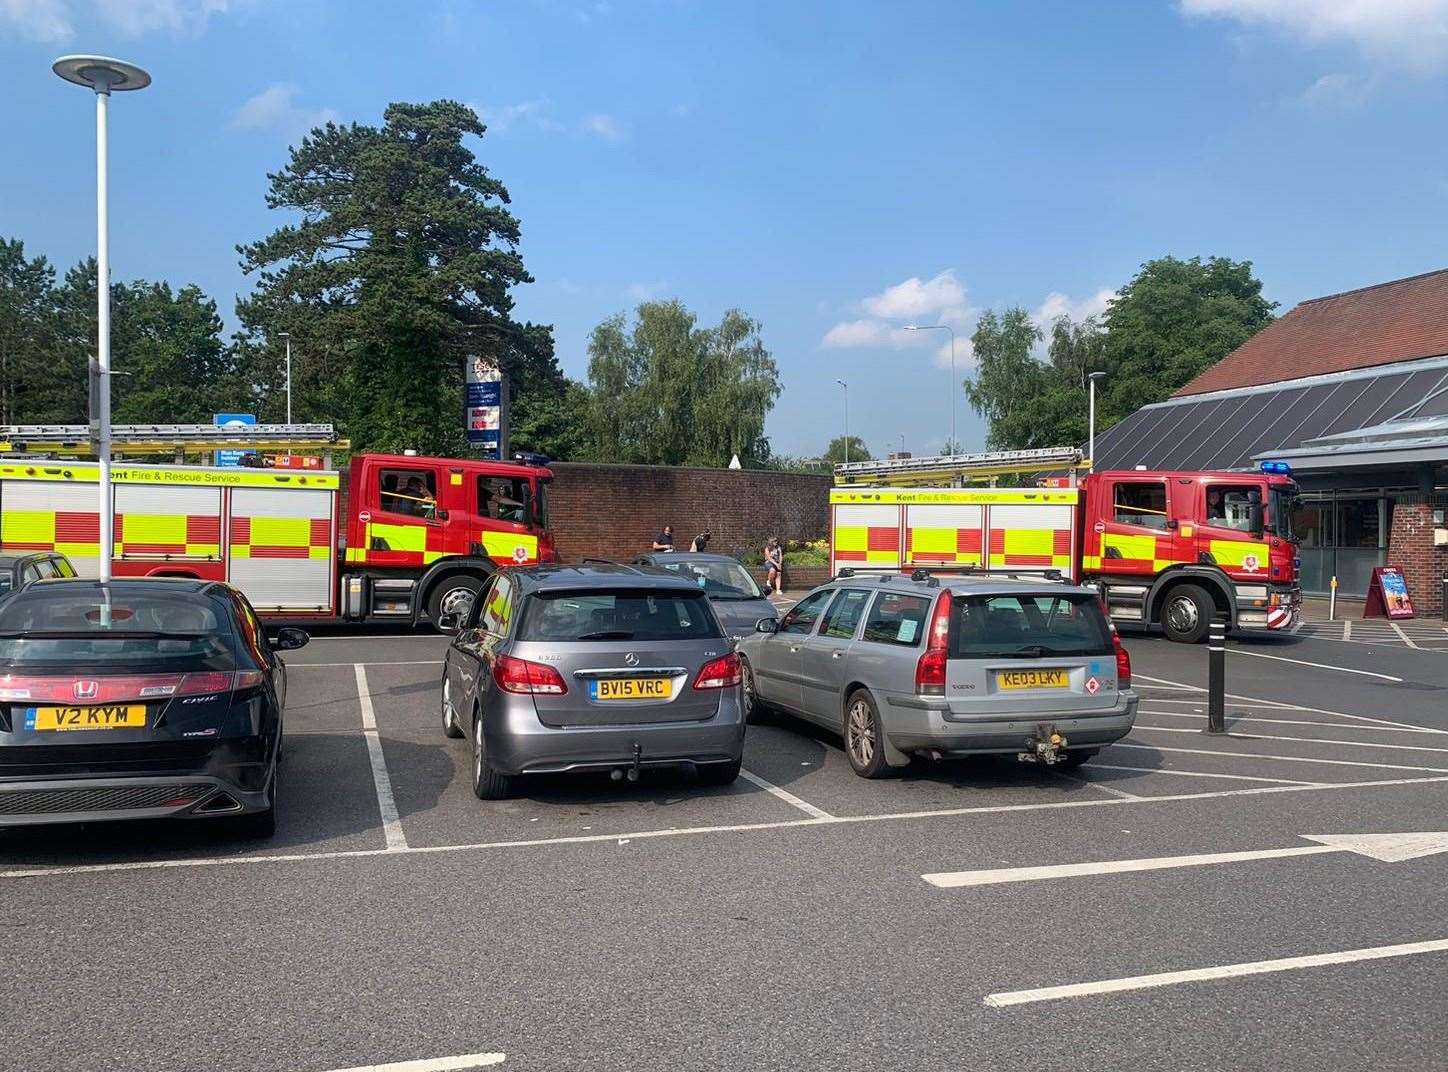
(0, 423, 349, 466)
(833, 446, 1085, 487)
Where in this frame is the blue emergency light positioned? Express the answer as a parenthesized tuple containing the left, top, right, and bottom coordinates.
(1259, 460, 1292, 476)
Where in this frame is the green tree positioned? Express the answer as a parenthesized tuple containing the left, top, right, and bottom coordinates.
(822, 435, 872, 464)
(584, 299, 780, 466)
(0, 239, 60, 425)
(962, 308, 1048, 449)
(110, 282, 231, 423)
(236, 101, 557, 454)
(1099, 255, 1274, 426)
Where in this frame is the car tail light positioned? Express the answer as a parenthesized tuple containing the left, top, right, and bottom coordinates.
(493, 655, 568, 695)
(0, 672, 237, 703)
(914, 590, 953, 696)
(1112, 629, 1131, 689)
(693, 652, 742, 690)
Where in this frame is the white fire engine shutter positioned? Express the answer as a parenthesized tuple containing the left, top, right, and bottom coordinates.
(113, 484, 222, 562)
(228, 487, 334, 612)
(0, 480, 104, 577)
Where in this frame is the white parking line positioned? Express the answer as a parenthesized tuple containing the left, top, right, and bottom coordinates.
(322, 1052, 506, 1072)
(738, 769, 834, 819)
(293, 661, 444, 668)
(5, 774, 1448, 882)
(1138, 710, 1446, 736)
(1112, 741, 1448, 775)
(1343, 620, 1351, 641)
(1134, 725, 1448, 755)
(1049, 768, 1142, 800)
(1224, 648, 1404, 682)
(355, 664, 408, 851)
(1132, 673, 1448, 735)
(1391, 622, 1421, 649)
(1086, 763, 1322, 787)
(984, 938, 1448, 1008)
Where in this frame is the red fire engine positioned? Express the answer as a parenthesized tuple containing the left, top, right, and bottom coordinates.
(831, 448, 1301, 643)
(0, 424, 556, 628)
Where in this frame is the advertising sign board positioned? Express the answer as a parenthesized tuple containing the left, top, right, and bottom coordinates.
(465, 357, 507, 460)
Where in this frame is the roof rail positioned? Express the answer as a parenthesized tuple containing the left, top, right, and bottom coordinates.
(581, 557, 644, 573)
(833, 446, 1084, 486)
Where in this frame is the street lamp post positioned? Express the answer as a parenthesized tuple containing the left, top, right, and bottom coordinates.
(1088, 371, 1107, 472)
(53, 55, 151, 584)
(904, 324, 957, 453)
(835, 379, 849, 464)
(277, 332, 292, 425)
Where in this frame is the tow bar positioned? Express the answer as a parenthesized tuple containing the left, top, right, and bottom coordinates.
(1018, 723, 1067, 765)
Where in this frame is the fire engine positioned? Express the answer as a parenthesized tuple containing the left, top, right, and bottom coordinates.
(0, 424, 556, 628)
(831, 447, 1301, 643)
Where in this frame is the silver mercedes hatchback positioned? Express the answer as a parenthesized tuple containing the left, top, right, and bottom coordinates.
(736, 570, 1137, 778)
(440, 563, 746, 799)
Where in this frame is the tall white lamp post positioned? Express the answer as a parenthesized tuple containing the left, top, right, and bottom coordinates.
(1088, 371, 1106, 472)
(835, 379, 849, 464)
(53, 55, 151, 582)
(277, 332, 293, 425)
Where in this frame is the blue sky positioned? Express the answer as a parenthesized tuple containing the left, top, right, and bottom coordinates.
(3, 0, 1448, 457)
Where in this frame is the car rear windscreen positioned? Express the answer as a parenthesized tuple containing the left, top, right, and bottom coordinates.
(949, 592, 1112, 658)
(520, 590, 723, 642)
(0, 589, 236, 671)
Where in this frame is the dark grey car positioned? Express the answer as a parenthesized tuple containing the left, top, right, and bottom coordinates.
(632, 551, 777, 641)
(440, 564, 746, 799)
(737, 571, 1137, 778)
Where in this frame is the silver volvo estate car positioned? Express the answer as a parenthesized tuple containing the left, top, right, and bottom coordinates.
(736, 570, 1137, 778)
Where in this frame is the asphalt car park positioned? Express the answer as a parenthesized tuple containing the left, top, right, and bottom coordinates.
(2, 616, 1447, 1071)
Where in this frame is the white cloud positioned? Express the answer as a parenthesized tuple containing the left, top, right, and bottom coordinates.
(822, 270, 973, 367)
(230, 84, 338, 138)
(0, 0, 70, 40)
(475, 98, 565, 135)
(626, 280, 670, 301)
(1298, 70, 1377, 107)
(1180, 0, 1448, 74)
(1, 0, 235, 40)
(581, 113, 625, 142)
(1032, 288, 1116, 326)
(860, 269, 970, 323)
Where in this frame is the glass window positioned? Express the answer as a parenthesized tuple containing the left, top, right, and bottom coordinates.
(519, 589, 722, 642)
(778, 589, 833, 635)
(1113, 482, 1169, 530)
(654, 557, 762, 600)
(480, 575, 514, 635)
(49, 557, 76, 578)
(19, 563, 45, 586)
(1205, 485, 1260, 531)
(378, 468, 437, 519)
(1293, 500, 1332, 548)
(1338, 498, 1382, 548)
(0, 589, 236, 671)
(861, 591, 931, 647)
(820, 589, 871, 640)
(477, 476, 532, 525)
(949, 593, 1113, 658)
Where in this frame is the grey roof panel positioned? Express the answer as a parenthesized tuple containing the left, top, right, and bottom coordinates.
(1155, 398, 1233, 470)
(1316, 372, 1414, 436)
(1094, 406, 1175, 470)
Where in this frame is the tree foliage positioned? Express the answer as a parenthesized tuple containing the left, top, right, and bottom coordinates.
(822, 435, 872, 464)
(963, 255, 1275, 450)
(236, 100, 565, 455)
(585, 300, 780, 466)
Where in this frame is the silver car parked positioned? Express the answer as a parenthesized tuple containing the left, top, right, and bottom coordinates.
(440, 563, 746, 799)
(737, 570, 1137, 778)
(631, 551, 778, 641)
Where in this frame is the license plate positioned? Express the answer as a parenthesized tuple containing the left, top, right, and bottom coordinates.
(24, 705, 147, 731)
(590, 678, 673, 702)
(997, 669, 1069, 690)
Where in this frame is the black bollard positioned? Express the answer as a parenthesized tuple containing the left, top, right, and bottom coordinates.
(1205, 617, 1227, 735)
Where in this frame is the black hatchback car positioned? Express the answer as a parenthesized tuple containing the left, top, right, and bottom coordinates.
(0, 578, 307, 837)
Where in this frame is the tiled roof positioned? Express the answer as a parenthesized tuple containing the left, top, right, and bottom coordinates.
(1174, 267, 1448, 397)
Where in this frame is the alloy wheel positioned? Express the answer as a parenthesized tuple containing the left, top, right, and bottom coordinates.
(847, 700, 875, 767)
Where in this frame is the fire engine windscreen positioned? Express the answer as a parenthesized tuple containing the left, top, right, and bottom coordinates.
(1271, 486, 1301, 542)
(949, 593, 1115, 659)
(0, 589, 236, 671)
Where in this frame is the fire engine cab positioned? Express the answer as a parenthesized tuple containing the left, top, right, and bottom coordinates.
(0, 424, 556, 629)
(831, 447, 1301, 643)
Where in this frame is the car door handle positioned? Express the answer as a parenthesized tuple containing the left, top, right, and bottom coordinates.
(831, 650, 844, 659)
(789, 646, 800, 653)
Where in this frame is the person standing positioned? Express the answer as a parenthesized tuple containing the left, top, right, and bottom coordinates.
(765, 537, 783, 594)
(652, 525, 675, 552)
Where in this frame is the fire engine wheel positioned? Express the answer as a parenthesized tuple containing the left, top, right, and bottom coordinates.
(428, 576, 482, 632)
(1161, 583, 1213, 644)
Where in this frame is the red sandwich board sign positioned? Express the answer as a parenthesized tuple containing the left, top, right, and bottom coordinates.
(1364, 565, 1415, 620)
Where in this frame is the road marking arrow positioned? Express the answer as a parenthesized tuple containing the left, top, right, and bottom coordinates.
(922, 831, 1448, 889)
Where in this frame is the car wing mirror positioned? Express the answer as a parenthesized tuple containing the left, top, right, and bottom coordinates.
(272, 626, 310, 652)
(755, 617, 779, 633)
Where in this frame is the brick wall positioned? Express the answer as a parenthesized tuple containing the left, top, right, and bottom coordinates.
(1386, 496, 1448, 615)
(547, 462, 830, 565)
